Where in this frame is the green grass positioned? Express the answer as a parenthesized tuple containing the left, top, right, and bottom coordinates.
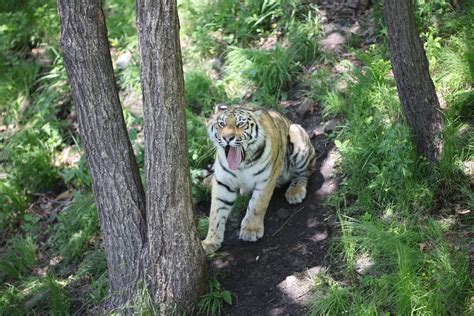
(310, 5, 474, 315)
(312, 216, 472, 315)
(185, 69, 227, 115)
(53, 192, 100, 262)
(198, 277, 232, 315)
(0, 236, 37, 280)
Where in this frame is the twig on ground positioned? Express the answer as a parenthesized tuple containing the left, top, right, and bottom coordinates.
(271, 206, 304, 237)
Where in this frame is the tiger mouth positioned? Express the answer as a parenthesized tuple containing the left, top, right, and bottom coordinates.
(225, 145, 246, 161)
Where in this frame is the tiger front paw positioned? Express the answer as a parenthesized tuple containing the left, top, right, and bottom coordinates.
(285, 183, 307, 204)
(239, 218, 264, 242)
(201, 239, 221, 255)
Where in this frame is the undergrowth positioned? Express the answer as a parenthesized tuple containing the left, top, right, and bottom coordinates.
(309, 3, 473, 315)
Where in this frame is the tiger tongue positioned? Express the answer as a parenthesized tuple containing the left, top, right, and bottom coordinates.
(227, 147, 242, 171)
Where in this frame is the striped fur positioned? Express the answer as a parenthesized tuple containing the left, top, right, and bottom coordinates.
(201, 105, 316, 254)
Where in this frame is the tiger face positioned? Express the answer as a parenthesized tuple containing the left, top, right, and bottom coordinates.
(209, 106, 261, 171)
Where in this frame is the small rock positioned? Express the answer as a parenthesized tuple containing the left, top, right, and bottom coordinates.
(277, 208, 290, 219)
(311, 230, 328, 242)
(115, 51, 132, 69)
(355, 256, 375, 275)
(56, 190, 71, 201)
(346, 0, 359, 9)
(323, 118, 342, 133)
(320, 32, 346, 53)
(307, 266, 322, 277)
(313, 125, 324, 137)
(463, 161, 473, 178)
(296, 98, 315, 116)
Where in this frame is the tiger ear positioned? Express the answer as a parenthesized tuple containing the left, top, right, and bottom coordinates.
(214, 103, 228, 114)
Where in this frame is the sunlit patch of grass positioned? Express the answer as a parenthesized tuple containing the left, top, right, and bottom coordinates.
(312, 216, 472, 315)
(312, 6, 473, 313)
(224, 46, 298, 101)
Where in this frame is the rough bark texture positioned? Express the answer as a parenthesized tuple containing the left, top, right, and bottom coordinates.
(57, 0, 147, 309)
(384, 0, 443, 165)
(136, 0, 207, 312)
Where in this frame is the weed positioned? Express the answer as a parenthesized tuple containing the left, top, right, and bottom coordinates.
(53, 192, 99, 262)
(45, 276, 70, 315)
(198, 277, 232, 315)
(0, 236, 37, 280)
(0, 284, 24, 316)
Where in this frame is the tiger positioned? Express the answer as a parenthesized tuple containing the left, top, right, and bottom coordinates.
(201, 104, 316, 254)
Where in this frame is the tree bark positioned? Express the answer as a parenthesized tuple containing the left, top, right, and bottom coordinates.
(57, 0, 147, 309)
(384, 0, 443, 166)
(136, 0, 207, 311)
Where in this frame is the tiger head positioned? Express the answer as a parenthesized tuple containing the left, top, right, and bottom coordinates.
(208, 104, 263, 171)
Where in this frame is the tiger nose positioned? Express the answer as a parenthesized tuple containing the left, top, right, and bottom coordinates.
(223, 135, 235, 143)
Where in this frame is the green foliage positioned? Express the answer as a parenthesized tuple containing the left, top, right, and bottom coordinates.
(45, 276, 70, 315)
(0, 284, 24, 316)
(312, 5, 474, 314)
(198, 277, 232, 315)
(4, 126, 62, 194)
(53, 192, 100, 261)
(0, 0, 58, 53)
(187, 110, 215, 169)
(224, 46, 298, 101)
(312, 216, 472, 315)
(0, 236, 37, 280)
(77, 250, 109, 304)
(185, 70, 227, 115)
(181, 0, 309, 56)
(0, 180, 28, 231)
(327, 47, 433, 217)
(0, 56, 39, 122)
(198, 217, 210, 239)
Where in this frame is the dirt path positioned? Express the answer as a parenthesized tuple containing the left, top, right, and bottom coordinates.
(206, 2, 374, 313)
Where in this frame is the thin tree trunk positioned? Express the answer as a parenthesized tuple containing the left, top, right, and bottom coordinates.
(58, 0, 147, 309)
(136, 0, 207, 312)
(384, 0, 443, 166)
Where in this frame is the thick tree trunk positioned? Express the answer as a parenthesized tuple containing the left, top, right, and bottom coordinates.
(384, 0, 443, 166)
(136, 0, 207, 312)
(57, 0, 147, 309)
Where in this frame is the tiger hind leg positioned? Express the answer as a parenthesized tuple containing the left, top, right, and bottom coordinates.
(285, 124, 316, 204)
